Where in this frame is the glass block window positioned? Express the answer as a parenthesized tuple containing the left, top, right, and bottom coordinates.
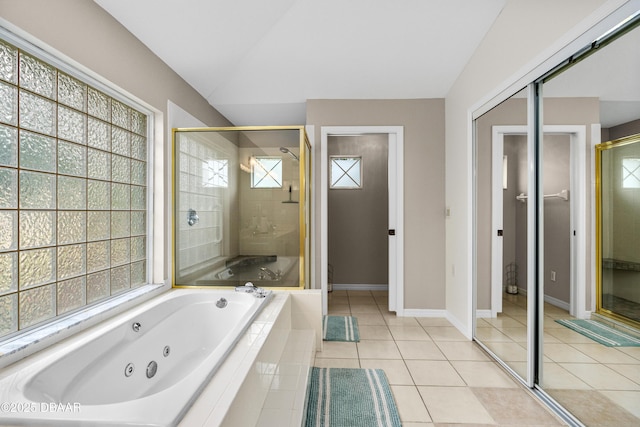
(622, 158, 640, 188)
(330, 156, 362, 189)
(0, 37, 149, 339)
(251, 157, 282, 188)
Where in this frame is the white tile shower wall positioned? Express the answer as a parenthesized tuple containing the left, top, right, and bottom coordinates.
(178, 134, 238, 275)
(238, 147, 299, 257)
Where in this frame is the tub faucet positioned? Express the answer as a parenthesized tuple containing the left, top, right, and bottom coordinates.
(235, 282, 258, 293)
(235, 282, 269, 298)
(260, 267, 279, 280)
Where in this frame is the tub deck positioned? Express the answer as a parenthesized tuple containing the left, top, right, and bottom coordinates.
(0, 289, 320, 426)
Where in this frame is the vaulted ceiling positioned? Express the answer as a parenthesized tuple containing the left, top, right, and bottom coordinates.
(94, 0, 505, 125)
(95, 1, 639, 128)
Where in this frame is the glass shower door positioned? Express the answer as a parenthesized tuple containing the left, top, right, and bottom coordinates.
(172, 126, 310, 289)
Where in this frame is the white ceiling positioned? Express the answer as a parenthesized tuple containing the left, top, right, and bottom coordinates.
(543, 22, 640, 128)
(94, 0, 505, 125)
(95, 0, 639, 128)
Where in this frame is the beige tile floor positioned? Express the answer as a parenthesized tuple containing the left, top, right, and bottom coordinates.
(316, 290, 565, 426)
(479, 293, 640, 426)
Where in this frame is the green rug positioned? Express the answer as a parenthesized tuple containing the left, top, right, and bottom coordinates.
(304, 367, 401, 427)
(323, 316, 360, 342)
(555, 319, 640, 347)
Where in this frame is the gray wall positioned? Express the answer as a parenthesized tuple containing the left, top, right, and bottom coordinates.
(307, 99, 446, 310)
(604, 118, 640, 142)
(503, 136, 525, 295)
(328, 134, 388, 286)
(542, 135, 571, 304)
(504, 134, 572, 305)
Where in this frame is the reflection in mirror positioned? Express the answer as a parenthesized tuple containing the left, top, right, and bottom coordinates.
(474, 86, 530, 383)
(597, 134, 640, 326)
(539, 18, 640, 426)
(473, 11, 640, 426)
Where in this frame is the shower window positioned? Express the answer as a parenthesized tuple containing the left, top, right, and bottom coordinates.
(251, 156, 282, 188)
(622, 158, 640, 188)
(0, 36, 150, 339)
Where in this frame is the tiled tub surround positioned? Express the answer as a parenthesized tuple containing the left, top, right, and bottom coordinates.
(0, 289, 319, 426)
(183, 291, 319, 427)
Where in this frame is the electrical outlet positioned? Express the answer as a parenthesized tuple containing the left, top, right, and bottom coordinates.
(551, 271, 556, 282)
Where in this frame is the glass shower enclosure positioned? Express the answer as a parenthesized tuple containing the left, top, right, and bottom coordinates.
(172, 126, 311, 289)
(596, 133, 640, 327)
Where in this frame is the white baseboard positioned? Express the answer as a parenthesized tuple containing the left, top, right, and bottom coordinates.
(331, 284, 389, 291)
(402, 309, 447, 317)
(476, 309, 493, 318)
(544, 294, 570, 311)
(503, 288, 571, 312)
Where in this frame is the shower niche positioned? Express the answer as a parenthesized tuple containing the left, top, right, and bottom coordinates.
(172, 126, 311, 289)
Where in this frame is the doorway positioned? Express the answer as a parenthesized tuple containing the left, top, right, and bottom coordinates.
(491, 126, 587, 320)
(320, 126, 404, 315)
(328, 134, 388, 293)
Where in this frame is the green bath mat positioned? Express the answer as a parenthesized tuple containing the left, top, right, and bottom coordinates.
(304, 367, 401, 427)
(555, 319, 640, 347)
(323, 316, 360, 342)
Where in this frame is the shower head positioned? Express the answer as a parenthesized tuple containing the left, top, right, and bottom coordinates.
(279, 147, 299, 161)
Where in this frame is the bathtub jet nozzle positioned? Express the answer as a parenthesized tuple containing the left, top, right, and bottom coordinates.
(146, 361, 158, 379)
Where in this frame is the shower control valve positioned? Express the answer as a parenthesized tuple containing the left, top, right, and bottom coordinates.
(187, 208, 199, 226)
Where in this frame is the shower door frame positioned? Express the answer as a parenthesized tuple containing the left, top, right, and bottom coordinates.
(595, 133, 640, 328)
(171, 125, 311, 290)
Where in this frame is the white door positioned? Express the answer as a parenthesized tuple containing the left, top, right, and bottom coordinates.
(321, 126, 404, 315)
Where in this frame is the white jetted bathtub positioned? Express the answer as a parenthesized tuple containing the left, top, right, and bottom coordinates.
(0, 289, 274, 426)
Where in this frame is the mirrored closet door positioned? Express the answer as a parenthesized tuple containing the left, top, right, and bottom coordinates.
(474, 11, 640, 427)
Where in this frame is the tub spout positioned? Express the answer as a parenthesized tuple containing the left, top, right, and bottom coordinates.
(235, 282, 258, 293)
(235, 282, 269, 298)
